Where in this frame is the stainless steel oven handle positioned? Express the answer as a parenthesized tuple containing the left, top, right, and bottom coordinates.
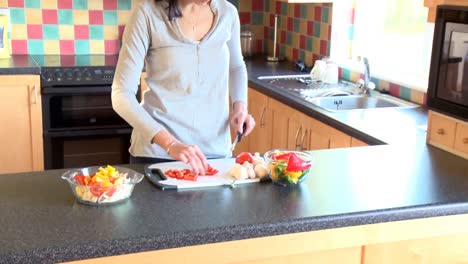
(32, 85, 37, 104)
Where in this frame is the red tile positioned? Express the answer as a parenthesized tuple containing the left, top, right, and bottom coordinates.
(8, 0, 24, 8)
(105, 40, 119, 54)
(27, 25, 43, 39)
(74, 25, 89, 39)
(11, 40, 27, 54)
(423, 93, 427, 106)
(103, 0, 117, 10)
(389, 83, 400, 97)
(287, 17, 293, 32)
(42, 9, 58, 24)
(89, 10, 103, 24)
(60, 55, 75, 66)
(263, 26, 269, 40)
(118, 25, 125, 39)
(252, 0, 263, 12)
(320, 40, 328, 56)
(293, 48, 299, 61)
(350, 8, 355, 24)
(307, 21, 313, 36)
(239, 12, 251, 25)
(328, 25, 332, 40)
(315, 6, 322, 22)
(299, 35, 306, 50)
(280, 30, 286, 44)
(60, 40, 75, 55)
(312, 54, 320, 63)
(338, 67, 343, 79)
(255, 39, 263, 54)
(275, 1, 281, 14)
(269, 14, 275, 27)
(294, 5, 301, 18)
(57, 0, 73, 9)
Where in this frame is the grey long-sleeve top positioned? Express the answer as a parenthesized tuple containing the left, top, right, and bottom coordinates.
(112, 0, 247, 159)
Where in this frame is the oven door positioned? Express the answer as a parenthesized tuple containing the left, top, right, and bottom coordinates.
(43, 128, 132, 170)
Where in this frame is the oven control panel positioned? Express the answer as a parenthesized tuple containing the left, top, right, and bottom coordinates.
(41, 67, 116, 86)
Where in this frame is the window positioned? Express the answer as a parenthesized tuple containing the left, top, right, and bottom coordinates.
(331, 0, 433, 91)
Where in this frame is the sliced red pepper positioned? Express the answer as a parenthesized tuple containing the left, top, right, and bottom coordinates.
(273, 152, 292, 161)
(285, 152, 311, 171)
(73, 174, 86, 185)
(205, 164, 219, 176)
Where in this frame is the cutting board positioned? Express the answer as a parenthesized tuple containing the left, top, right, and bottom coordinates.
(144, 158, 263, 190)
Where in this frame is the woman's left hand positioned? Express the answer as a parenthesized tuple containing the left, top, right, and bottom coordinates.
(230, 102, 255, 136)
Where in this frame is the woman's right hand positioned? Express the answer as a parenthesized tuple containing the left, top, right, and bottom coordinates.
(167, 142, 208, 175)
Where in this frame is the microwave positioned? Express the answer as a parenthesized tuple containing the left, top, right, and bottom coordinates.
(427, 5, 468, 120)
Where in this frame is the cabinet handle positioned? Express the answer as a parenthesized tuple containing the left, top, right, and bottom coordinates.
(32, 85, 37, 105)
(259, 106, 266, 128)
(436, 128, 444, 135)
(463, 138, 468, 144)
(301, 128, 309, 150)
(295, 125, 303, 150)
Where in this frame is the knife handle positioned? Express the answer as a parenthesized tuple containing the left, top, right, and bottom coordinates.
(237, 123, 247, 143)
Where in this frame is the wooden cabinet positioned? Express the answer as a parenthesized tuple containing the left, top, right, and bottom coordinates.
(0, 75, 43, 173)
(351, 137, 368, 147)
(427, 110, 467, 159)
(424, 0, 468, 22)
(245, 88, 272, 155)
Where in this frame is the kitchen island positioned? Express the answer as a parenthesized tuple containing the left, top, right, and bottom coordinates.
(1, 57, 468, 263)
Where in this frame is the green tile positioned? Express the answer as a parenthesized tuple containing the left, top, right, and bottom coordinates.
(341, 68, 351, 82)
(314, 22, 321, 38)
(281, 2, 288, 16)
(89, 25, 104, 39)
(280, 45, 286, 57)
(264, 0, 270, 12)
(58, 10, 74, 25)
(104, 11, 118, 25)
(306, 36, 313, 51)
(322, 7, 329, 23)
(299, 50, 306, 62)
(76, 55, 90, 66)
(252, 12, 263, 25)
(25, 0, 40, 8)
(28, 40, 44, 54)
(10, 9, 25, 24)
(348, 25, 354, 40)
(75, 40, 90, 54)
(286, 32, 292, 46)
(118, 0, 132, 10)
(400, 86, 412, 101)
(43, 25, 59, 40)
(293, 18, 300, 33)
(269, 27, 275, 41)
(73, 0, 88, 10)
(301, 6, 308, 19)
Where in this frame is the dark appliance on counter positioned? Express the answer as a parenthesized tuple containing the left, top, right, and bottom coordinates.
(428, 5, 468, 120)
(33, 55, 133, 170)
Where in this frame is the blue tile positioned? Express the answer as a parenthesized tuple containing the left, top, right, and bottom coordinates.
(117, 0, 132, 10)
(28, 40, 44, 54)
(43, 25, 59, 40)
(75, 40, 90, 54)
(58, 10, 74, 25)
(104, 11, 117, 25)
(89, 25, 104, 40)
(400, 86, 412, 101)
(73, 0, 88, 10)
(10, 9, 25, 24)
(25, 0, 40, 8)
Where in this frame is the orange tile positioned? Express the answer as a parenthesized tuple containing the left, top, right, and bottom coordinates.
(104, 25, 119, 39)
(307, 5, 315, 21)
(117, 10, 131, 25)
(88, 1, 103, 10)
(42, 0, 57, 9)
(320, 23, 328, 40)
(411, 90, 425, 105)
(89, 40, 104, 54)
(43, 40, 60, 54)
(0, 0, 7, 8)
(292, 32, 299, 48)
(312, 37, 320, 54)
(11, 24, 27, 40)
(378, 79, 390, 91)
(238, 1, 250, 12)
(26, 9, 42, 24)
(59, 25, 75, 40)
(73, 10, 89, 25)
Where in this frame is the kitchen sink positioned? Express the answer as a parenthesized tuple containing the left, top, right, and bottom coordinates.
(306, 94, 418, 112)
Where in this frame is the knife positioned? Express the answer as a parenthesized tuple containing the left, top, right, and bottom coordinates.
(231, 123, 247, 152)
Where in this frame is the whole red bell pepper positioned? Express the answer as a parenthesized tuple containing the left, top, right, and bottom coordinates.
(285, 152, 311, 171)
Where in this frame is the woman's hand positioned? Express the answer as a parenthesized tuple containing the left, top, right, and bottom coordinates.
(230, 101, 255, 136)
(167, 142, 208, 175)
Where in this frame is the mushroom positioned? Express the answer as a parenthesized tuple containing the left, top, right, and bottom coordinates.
(254, 163, 270, 179)
(252, 152, 266, 166)
(229, 163, 248, 180)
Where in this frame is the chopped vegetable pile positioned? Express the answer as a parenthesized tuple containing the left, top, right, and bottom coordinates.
(164, 164, 219, 181)
(269, 151, 311, 184)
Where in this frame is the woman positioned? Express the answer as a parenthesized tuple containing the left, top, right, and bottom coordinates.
(111, 0, 254, 175)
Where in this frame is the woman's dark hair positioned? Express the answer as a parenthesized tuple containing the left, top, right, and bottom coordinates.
(155, 0, 182, 21)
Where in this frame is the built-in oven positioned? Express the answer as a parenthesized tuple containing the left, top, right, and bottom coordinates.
(35, 55, 133, 170)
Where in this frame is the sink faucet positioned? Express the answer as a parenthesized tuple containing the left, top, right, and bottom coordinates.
(358, 57, 375, 95)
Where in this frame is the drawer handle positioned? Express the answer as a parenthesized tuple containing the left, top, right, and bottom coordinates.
(32, 85, 37, 105)
(463, 138, 468, 144)
(259, 107, 266, 128)
(295, 125, 303, 150)
(436, 128, 444, 135)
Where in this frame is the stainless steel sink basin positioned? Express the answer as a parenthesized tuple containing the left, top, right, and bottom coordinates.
(306, 94, 418, 112)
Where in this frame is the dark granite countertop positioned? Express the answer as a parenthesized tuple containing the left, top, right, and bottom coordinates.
(0, 55, 40, 75)
(1, 57, 468, 263)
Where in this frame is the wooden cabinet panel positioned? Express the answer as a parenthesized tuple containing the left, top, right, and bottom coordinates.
(247, 88, 272, 154)
(269, 98, 292, 150)
(365, 233, 468, 264)
(428, 112, 456, 149)
(454, 122, 468, 155)
(0, 75, 43, 173)
(351, 137, 368, 147)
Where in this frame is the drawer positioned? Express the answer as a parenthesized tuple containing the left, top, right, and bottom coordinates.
(454, 122, 468, 155)
(429, 113, 456, 149)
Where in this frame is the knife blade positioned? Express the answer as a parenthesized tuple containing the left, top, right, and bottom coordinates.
(231, 123, 247, 152)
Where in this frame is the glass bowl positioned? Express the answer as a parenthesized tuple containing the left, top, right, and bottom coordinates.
(61, 166, 144, 205)
(264, 149, 314, 186)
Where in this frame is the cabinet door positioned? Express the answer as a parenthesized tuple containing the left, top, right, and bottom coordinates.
(247, 88, 272, 154)
(351, 137, 368, 147)
(454, 122, 468, 156)
(269, 98, 294, 150)
(328, 126, 352, 149)
(428, 112, 457, 149)
(0, 75, 43, 173)
(303, 115, 330, 150)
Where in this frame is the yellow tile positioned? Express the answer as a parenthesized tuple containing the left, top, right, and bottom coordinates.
(11, 24, 27, 40)
(73, 10, 89, 25)
(411, 90, 425, 105)
(238, 1, 250, 12)
(253, 25, 263, 39)
(312, 37, 320, 54)
(0, 0, 7, 8)
(280, 16, 287, 31)
(89, 40, 104, 54)
(117, 10, 131, 25)
(26, 9, 42, 24)
(378, 79, 389, 91)
(88, 1, 103, 10)
(350, 71, 361, 82)
(90, 55, 105, 65)
(42, 0, 57, 9)
(300, 21, 307, 34)
(59, 25, 75, 40)
(292, 33, 299, 48)
(307, 5, 315, 21)
(42, 40, 60, 55)
(288, 4, 295, 17)
(104, 25, 119, 39)
(284, 46, 292, 61)
(305, 51, 313, 65)
(320, 24, 328, 40)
